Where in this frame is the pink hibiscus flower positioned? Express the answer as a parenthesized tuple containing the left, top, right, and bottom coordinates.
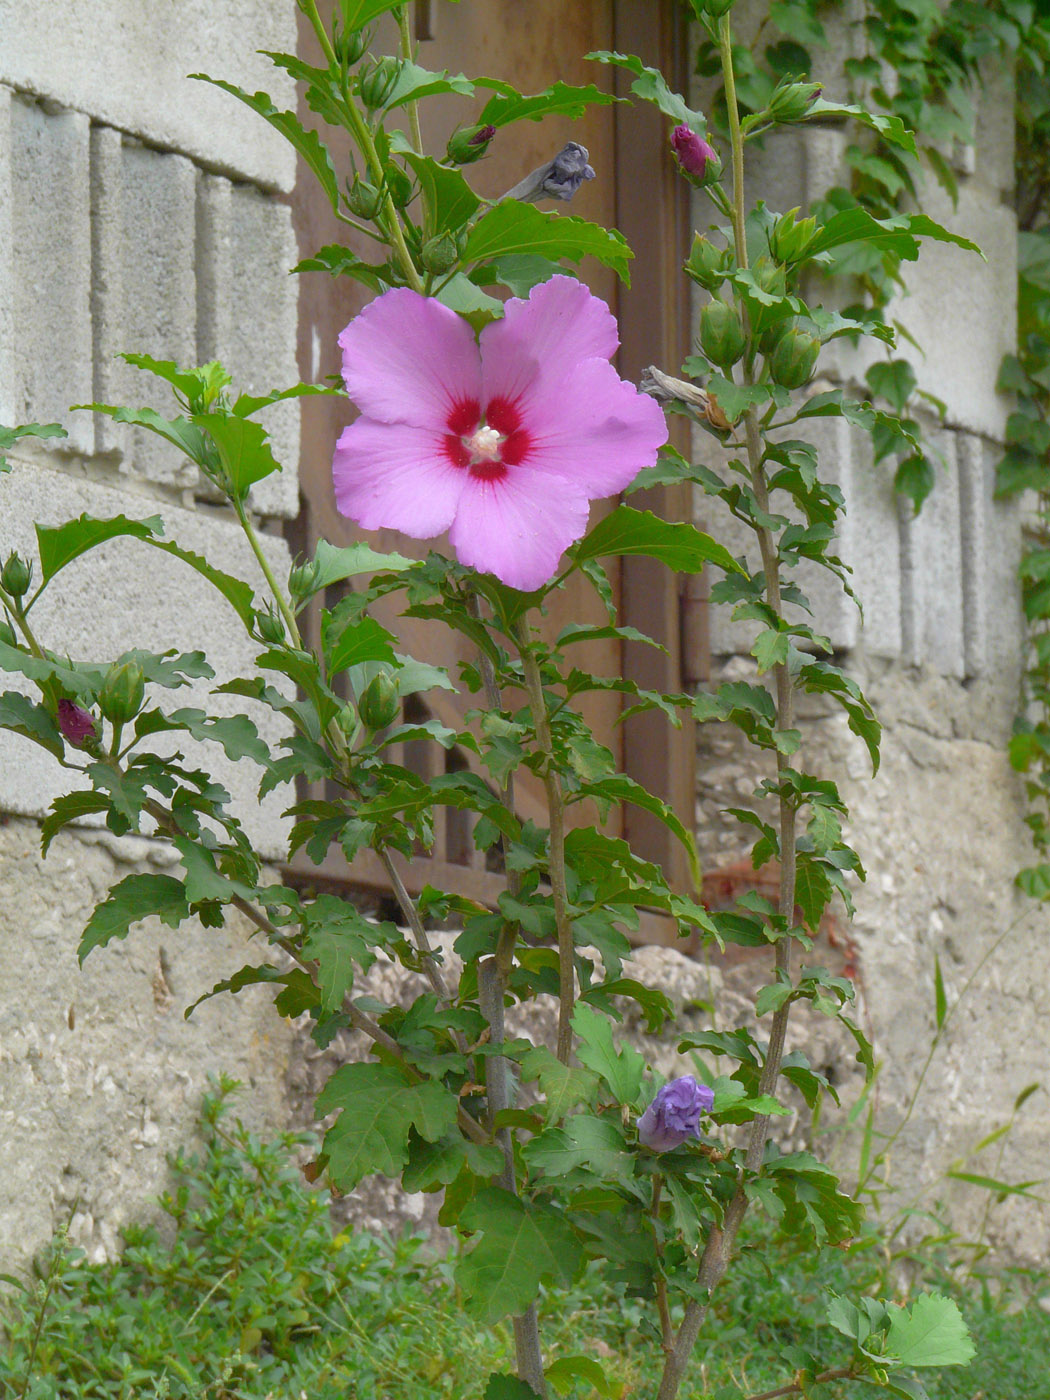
(332, 275, 669, 592)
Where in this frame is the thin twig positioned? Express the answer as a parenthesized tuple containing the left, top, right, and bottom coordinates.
(517, 621, 575, 1064)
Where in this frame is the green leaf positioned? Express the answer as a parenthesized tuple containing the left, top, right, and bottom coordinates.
(31, 511, 256, 625)
(545, 1355, 615, 1397)
(933, 956, 947, 1029)
(522, 1115, 630, 1182)
(476, 78, 617, 128)
(884, 1293, 975, 1368)
(41, 791, 113, 854)
(0, 691, 64, 759)
(576, 772, 701, 887)
(572, 1003, 644, 1104)
(867, 360, 917, 413)
(463, 202, 633, 285)
(755, 981, 794, 1017)
(311, 538, 415, 591)
(172, 838, 256, 907)
(402, 151, 480, 235)
(192, 77, 339, 211)
(0, 421, 67, 469)
(521, 1045, 599, 1119)
(83, 403, 211, 463)
(324, 614, 399, 675)
(484, 1374, 543, 1400)
(807, 98, 917, 154)
(945, 1170, 1045, 1197)
(894, 454, 935, 512)
(456, 1188, 583, 1324)
(159, 710, 270, 766)
(806, 208, 982, 262)
(317, 1062, 459, 1192)
(573, 505, 743, 575)
(384, 60, 473, 111)
(194, 413, 281, 497)
(292, 244, 389, 290)
(79, 874, 190, 963)
(339, 0, 419, 25)
(752, 629, 789, 673)
(35, 512, 164, 587)
(588, 50, 707, 130)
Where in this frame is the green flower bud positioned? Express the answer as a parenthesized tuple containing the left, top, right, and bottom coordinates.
(256, 607, 285, 645)
(420, 231, 460, 276)
(1, 552, 31, 598)
(358, 670, 400, 731)
(336, 701, 362, 744)
(288, 558, 321, 600)
(699, 299, 746, 370)
(447, 123, 496, 165)
(767, 80, 822, 125)
(333, 21, 370, 66)
(700, 0, 736, 14)
(684, 234, 728, 291)
(769, 327, 820, 389)
(358, 55, 401, 111)
(757, 316, 792, 356)
(346, 176, 382, 221)
(98, 659, 146, 726)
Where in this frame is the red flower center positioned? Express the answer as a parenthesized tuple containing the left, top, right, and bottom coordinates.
(443, 396, 531, 481)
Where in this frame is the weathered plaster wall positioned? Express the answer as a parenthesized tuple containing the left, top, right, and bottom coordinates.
(0, 2, 301, 1269)
(692, 6, 1050, 1257)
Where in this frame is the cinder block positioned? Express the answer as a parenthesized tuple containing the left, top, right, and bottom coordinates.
(957, 431, 1023, 683)
(820, 182, 1016, 441)
(208, 181, 301, 519)
(0, 0, 297, 191)
(0, 87, 16, 428)
(9, 93, 93, 453)
(88, 124, 125, 459)
(115, 141, 198, 486)
(0, 457, 293, 858)
(898, 430, 965, 677)
(742, 125, 848, 222)
(974, 59, 1014, 202)
(844, 426, 902, 662)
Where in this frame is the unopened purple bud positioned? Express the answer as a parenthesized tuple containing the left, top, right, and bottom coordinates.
(671, 125, 719, 182)
(57, 698, 98, 747)
(469, 123, 496, 147)
(501, 142, 596, 204)
(541, 142, 595, 200)
(636, 1075, 714, 1152)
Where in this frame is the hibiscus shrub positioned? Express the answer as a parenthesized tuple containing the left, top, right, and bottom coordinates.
(0, 0, 981, 1396)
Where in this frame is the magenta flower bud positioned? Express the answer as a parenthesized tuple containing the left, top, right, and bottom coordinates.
(636, 1075, 715, 1152)
(671, 125, 719, 184)
(57, 698, 98, 747)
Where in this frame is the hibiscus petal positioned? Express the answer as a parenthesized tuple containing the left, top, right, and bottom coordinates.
(448, 469, 591, 592)
(333, 418, 465, 537)
(338, 288, 482, 429)
(479, 275, 619, 412)
(515, 358, 669, 498)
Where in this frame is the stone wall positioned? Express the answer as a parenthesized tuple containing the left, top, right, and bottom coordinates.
(692, 6, 1050, 1257)
(0, 2, 301, 1271)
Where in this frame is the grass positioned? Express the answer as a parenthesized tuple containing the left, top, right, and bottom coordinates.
(1, 1081, 1047, 1400)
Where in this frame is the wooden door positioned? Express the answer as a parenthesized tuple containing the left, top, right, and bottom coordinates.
(287, 0, 702, 912)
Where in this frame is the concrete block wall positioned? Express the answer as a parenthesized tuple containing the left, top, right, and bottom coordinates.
(0, 2, 303, 1269)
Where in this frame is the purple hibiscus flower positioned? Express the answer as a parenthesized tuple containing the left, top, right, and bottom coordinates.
(636, 1075, 715, 1152)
